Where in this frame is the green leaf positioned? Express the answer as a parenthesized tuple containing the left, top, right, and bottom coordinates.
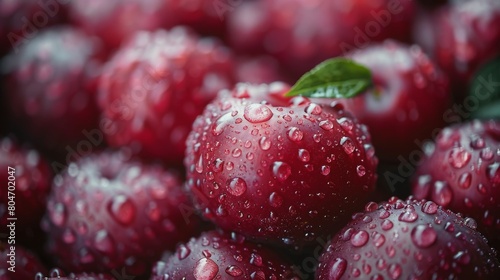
(285, 58, 373, 98)
(469, 56, 500, 120)
(472, 101, 500, 119)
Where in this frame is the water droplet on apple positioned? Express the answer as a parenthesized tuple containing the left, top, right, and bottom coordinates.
(244, 104, 273, 123)
(226, 177, 247, 196)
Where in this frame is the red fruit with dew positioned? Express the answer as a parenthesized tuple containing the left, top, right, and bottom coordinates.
(326, 40, 451, 163)
(184, 82, 378, 250)
(42, 151, 202, 276)
(2, 26, 103, 158)
(98, 27, 235, 164)
(150, 230, 301, 279)
(412, 120, 500, 250)
(316, 197, 500, 279)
